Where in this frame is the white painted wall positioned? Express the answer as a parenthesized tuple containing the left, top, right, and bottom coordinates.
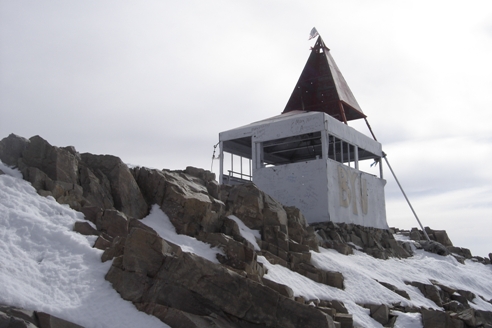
(254, 158, 330, 223)
(326, 160, 388, 229)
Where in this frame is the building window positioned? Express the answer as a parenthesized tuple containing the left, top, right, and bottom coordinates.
(260, 131, 322, 167)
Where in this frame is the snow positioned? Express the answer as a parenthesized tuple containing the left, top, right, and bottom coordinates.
(393, 311, 422, 328)
(228, 215, 261, 250)
(0, 165, 168, 328)
(1, 160, 492, 328)
(141, 204, 224, 263)
(259, 246, 492, 327)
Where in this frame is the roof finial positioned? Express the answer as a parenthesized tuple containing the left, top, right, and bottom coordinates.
(308, 27, 319, 40)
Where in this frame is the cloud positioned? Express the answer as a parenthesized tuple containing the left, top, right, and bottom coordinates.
(1, 0, 491, 257)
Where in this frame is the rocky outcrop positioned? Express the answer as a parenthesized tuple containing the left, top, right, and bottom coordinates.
(105, 226, 338, 328)
(400, 227, 491, 265)
(2, 134, 492, 328)
(0, 304, 83, 328)
(0, 134, 148, 220)
(312, 222, 412, 259)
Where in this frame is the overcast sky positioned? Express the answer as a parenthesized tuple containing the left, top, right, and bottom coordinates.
(1, 1, 491, 257)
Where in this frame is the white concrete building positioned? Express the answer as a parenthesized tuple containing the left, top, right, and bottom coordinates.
(218, 37, 388, 229)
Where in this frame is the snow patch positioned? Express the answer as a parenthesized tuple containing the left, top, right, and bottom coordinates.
(141, 204, 224, 263)
(228, 215, 261, 250)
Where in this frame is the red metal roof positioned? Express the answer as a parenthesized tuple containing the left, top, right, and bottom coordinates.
(282, 36, 366, 123)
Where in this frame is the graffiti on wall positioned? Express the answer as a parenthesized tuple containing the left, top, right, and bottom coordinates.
(337, 165, 368, 215)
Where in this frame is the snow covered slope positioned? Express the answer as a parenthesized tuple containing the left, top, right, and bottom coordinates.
(1, 161, 491, 328)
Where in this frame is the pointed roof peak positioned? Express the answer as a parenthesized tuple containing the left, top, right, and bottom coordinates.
(282, 34, 365, 123)
(311, 35, 330, 52)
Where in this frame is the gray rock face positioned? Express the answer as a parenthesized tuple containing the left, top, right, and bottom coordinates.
(81, 153, 147, 219)
(0, 134, 148, 218)
(0, 134, 29, 167)
(132, 167, 221, 236)
(312, 221, 412, 259)
(20, 136, 79, 184)
(0, 304, 83, 328)
(106, 226, 337, 328)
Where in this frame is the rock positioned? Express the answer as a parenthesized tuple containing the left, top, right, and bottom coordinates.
(79, 206, 104, 224)
(420, 308, 464, 328)
(0, 311, 37, 328)
(0, 304, 83, 328)
(136, 303, 234, 328)
(73, 221, 99, 236)
(36, 312, 84, 328)
(96, 209, 129, 239)
(407, 281, 443, 306)
(377, 281, 410, 300)
(430, 228, 453, 247)
(261, 278, 294, 299)
(365, 304, 389, 325)
(333, 313, 353, 328)
(284, 206, 307, 243)
(121, 228, 173, 277)
(443, 301, 467, 313)
(421, 240, 450, 256)
(81, 153, 148, 220)
(197, 231, 258, 275)
(476, 310, 492, 327)
(20, 136, 79, 185)
(78, 164, 114, 210)
(224, 183, 288, 233)
(101, 236, 126, 262)
(325, 301, 348, 314)
(409, 227, 421, 241)
(0, 133, 30, 167)
(107, 230, 336, 328)
(93, 235, 112, 251)
(447, 246, 472, 259)
(457, 289, 475, 302)
(133, 167, 219, 235)
(0, 304, 38, 327)
(184, 166, 219, 199)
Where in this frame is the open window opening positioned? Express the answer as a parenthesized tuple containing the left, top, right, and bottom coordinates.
(327, 134, 382, 176)
(261, 131, 322, 167)
(221, 137, 252, 185)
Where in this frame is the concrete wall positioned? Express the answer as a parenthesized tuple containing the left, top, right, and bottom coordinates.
(326, 160, 388, 229)
(254, 158, 329, 223)
(254, 158, 387, 229)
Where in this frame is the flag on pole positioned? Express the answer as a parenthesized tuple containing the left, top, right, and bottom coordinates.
(308, 27, 319, 40)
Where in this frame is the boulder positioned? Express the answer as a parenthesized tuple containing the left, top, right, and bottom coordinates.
(407, 281, 443, 306)
(78, 164, 114, 210)
(224, 183, 288, 234)
(20, 135, 79, 185)
(420, 308, 464, 328)
(0, 133, 30, 167)
(133, 167, 220, 235)
(96, 209, 129, 239)
(73, 221, 99, 236)
(421, 240, 450, 256)
(36, 312, 84, 328)
(364, 304, 389, 325)
(377, 281, 410, 300)
(447, 246, 472, 259)
(0, 304, 83, 328)
(81, 153, 147, 219)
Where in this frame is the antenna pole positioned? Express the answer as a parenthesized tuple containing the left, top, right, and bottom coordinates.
(364, 118, 431, 241)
